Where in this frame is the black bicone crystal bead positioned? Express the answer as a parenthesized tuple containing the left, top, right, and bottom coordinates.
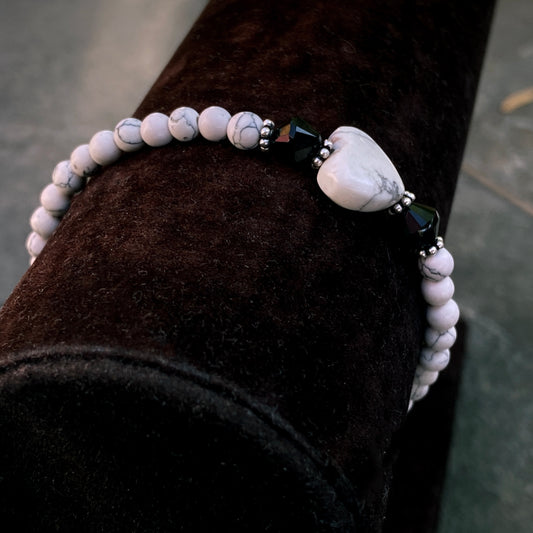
(403, 202, 441, 252)
(271, 117, 322, 164)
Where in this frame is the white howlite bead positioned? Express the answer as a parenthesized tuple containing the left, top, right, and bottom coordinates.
(198, 106, 231, 141)
(169, 107, 199, 142)
(316, 126, 405, 211)
(89, 130, 123, 166)
(30, 206, 60, 239)
(52, 160, 85, 196)
(140, 112, 173, 147)
(421, 276, 455, 306)
(425, 326, 457, 351)
(419, 247, 454, 281)
(70, 144, 98, 177)
(411, 383, 429, 402)
(114, 118, 144, 152)
(427, 299, 460, 332)
(25, 231, 47, 257)
(414, 365, 439, 386)
(420, 348, 451, 372)
(227, 111, 262, 150)
(40, 183, 70, 217)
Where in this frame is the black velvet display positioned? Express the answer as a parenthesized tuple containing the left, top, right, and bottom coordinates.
(0, 1, 494, 531)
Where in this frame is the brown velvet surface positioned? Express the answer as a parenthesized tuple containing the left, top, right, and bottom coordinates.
(0, 1, 494, 531)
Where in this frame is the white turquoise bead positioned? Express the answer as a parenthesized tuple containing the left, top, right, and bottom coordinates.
(420, 348, 450, 372)
(227, 111, 262, 150)
(30, 206, 60, 239)
(25, 231, 47, 257)
(52, 160, 85, 196)
(70, 144, 98, 177)
(425, 326, 457, 351)
(317, 126, 405, 211)
(419, 247, 454, 281)
(427, 299, 460, 332)
(198, 106, 231, 141)
(414, 366, 439, 386)
(421, 276, 455, 306)
(89, 130, 122, 166)
(411, 383, 429, 402)
(40, 184, 70, 217)
(169, 107, 199, 142)
(114, 118, 144, 152)
(140, 112, 173, 147)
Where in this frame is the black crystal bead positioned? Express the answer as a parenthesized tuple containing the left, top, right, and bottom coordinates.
(271, 117, 322, 164)
(403, 202, 441, 252)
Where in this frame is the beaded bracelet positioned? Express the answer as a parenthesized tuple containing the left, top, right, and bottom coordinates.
(25, 105, 459, 411)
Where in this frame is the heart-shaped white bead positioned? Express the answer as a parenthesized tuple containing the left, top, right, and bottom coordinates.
(317, 126, 405, 211)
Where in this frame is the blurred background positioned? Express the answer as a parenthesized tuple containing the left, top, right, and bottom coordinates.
(0, 1, 531, 531)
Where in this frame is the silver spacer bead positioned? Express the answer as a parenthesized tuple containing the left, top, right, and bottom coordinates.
(400, 196, 413, 208)
(323, 139, 334, 150)
(259, 138, 271, 152)
(311, 156, 324, 169)
(404, 191, 416, 201)
(260, 126, 272, 138)
(388, 203, 404, 215)
(436, 236, 444, 249)
(319, 147, 331, 160)
(262, 119, 275, 129)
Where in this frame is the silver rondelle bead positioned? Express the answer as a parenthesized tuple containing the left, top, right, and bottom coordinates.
(404, 191, 416, 201)
(401, 195, 413, 207)
(436, 236, 444, 249)
(260, 126, 272, 138)
(262, 119, 275, 129)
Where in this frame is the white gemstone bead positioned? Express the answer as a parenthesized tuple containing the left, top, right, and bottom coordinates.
(114, 118, 144, 152)
(40, 183, 70, 217)
(140, 112, 173, 147)
(89, 130, 122, 166)
(52, 160, 85, 196)
(316, 126, 405, 211)
(30, 206, 60, 239)
(414, 365, 439, 386)
(198, 106, 231, 142)
(168, 107, 199, 142)
(227, 111, 262, 150)
(411, 383, 429, 402)
(70, 144, 98, 177)
(419, 247, 454, 281)
(25, 231, 47, 257)
(427, 299, 460, 332)
(425, 326, 457, 351)
(421, 276, 455, 306)
(420, 348, 451, 372)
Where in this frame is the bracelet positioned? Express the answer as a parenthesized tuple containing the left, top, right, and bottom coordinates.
(25, 105, 459, 411)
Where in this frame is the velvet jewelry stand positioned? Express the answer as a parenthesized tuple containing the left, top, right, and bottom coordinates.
(0, 1, 494, 531)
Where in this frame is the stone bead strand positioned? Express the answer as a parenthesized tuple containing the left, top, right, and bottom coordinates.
(26, 106, 262, 264)
(408, 246, 459, 410)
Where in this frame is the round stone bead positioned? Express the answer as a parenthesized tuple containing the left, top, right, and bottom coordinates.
(140, 112, 173, 147)
(114, 118, 144, 152)
(198, 106, 231, 142)
(427, 299, 460, 332)
(89, 130, 122, 166)
(419, 247, 454, 281)
(52, 160, 85, 196)
(411, 383, 429, 402)
(70, 144, 98, 177)
(421, 276, 455, 306)
(30, 206, 60, 239)
(25, 231, 47, 257)
(414, 366, 439, 386)
(420, 348, 451, 372)
(40, 183, 70, 217)
(227, 111, 262, 150)
(168, 107, 200, 142)
(425, 326, 457, 351)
